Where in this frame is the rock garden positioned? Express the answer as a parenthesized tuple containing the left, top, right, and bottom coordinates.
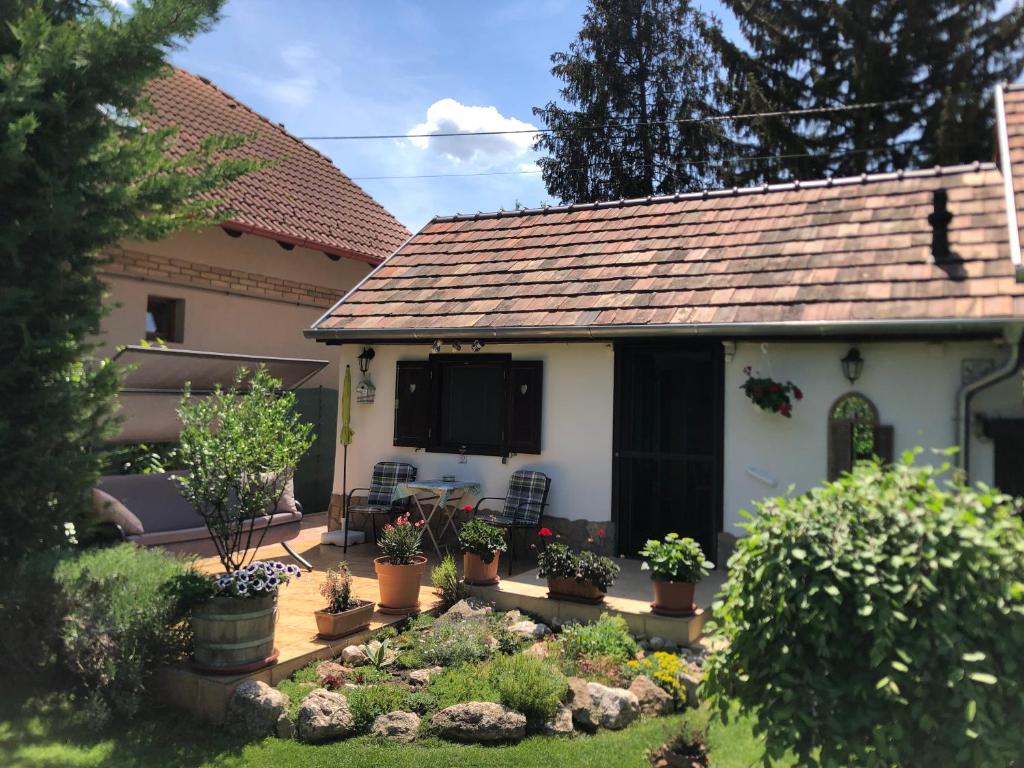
(225, 598, 708, 747)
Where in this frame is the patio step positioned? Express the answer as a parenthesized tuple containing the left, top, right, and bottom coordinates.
(466, 579, 707, 648)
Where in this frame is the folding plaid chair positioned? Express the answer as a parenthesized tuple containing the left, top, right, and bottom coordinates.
(344, 461, 418, 553)
(473, 470, 551, 574)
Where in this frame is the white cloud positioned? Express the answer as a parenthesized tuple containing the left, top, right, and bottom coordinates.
(407, 98, 539, 164)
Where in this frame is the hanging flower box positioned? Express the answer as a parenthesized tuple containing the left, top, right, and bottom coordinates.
(741, 367, 803, 417)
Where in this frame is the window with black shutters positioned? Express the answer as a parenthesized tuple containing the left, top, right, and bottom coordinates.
(393, 355, 543, 456)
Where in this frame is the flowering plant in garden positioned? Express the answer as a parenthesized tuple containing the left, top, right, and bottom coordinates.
(378, 513, 425, 565)
(536, 540, 620, 592)
(319, 562, 356, 613)
(458, 519, 508, 563)
(740, 366, 803, 417)
(213, 560, 300, 599)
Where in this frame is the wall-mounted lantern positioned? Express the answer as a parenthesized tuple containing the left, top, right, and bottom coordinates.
(841, 347, 864, 385)
(357, 347, 375, 375)
(356, 347, 376, 403)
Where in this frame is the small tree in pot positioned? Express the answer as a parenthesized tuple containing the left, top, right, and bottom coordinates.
(458, 519, 508, 585)
(176, 366, 314, 672)
(639, 533, 713, 616)
(314, 562, 374, 640)
(374, 514, 427, 614)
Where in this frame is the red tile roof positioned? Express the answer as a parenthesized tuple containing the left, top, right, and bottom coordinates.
(144, 68, 409, 264)
(1001, 83, 1024, 251)
(310, 160, 1024, 340)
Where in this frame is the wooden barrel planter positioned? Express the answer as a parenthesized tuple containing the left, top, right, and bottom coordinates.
(191, 594, 279, 674)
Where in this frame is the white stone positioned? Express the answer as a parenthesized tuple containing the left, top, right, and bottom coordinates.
(296, 688, 355, 743)
(224, 681, 291, 740)
(371, 711, 420, 742)
(408, 666, 444, 686)
(340, 644, 366, 665)
(431, 702, 527, 743)
(585, 682, 640, 730)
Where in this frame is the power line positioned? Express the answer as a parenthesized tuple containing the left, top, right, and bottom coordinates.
(349, 139, 920, 181)
(301, 98, 916, 141)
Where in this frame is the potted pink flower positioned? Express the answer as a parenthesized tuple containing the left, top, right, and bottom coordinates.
(373, 514, 427, 615)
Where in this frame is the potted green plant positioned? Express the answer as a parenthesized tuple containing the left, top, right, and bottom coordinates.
(639, 533, 713, 616)
(741, 366, 803, 417)
(536, 532, 620, 603)
(458, 519, 508, 585)
(314, 562, 375, 639)
(176, 366, 314, 673)
(373, 513, 427, 614)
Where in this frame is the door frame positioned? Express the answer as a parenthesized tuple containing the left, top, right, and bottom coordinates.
(610, 339, 725, 561)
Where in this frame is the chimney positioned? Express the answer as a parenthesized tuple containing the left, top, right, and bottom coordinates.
(928, 189, 953, 263)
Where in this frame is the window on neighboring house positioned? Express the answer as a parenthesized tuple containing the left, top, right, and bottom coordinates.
(145, 296, 184, 343)
(393, 354, 543, 456)
(827, 393, 894, 480)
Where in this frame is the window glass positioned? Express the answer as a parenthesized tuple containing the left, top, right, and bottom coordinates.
(831, 394, 877, 461)
(145, 297, 183, 343)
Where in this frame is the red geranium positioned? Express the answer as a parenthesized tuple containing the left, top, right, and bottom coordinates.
(538, 527, 553, 537)
(596, 529, 605, 537)
(462, 504, 474, 512)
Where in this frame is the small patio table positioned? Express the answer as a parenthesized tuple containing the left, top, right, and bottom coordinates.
(392, 479, 482, 558)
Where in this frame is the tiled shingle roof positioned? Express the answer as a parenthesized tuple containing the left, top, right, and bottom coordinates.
(310, 161, 1024, 340)
(1001, 83, 1024, 249)
(144, 68, 409, 264)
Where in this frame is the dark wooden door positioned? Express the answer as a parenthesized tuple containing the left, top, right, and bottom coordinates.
(983, 419, 1024, 498)
(613, 342, 724, 559)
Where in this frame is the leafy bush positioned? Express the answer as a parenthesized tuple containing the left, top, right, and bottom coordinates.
(560, 613, 639, 663)
(53, 544, 201, 722)
(625, 652, 689, 705)
(703, 453, 1024, 767)
(319, 562, 355, 613)
(431, 554, 468, 607)
(537, 542, 620, 591)
(427, 665, 500, 710)
(457, 519, 507, 562)
(346, 684, 410, 731)
(487, 653, 567, 723)
(409, 617, 493, 668)
(177, 366, 314, 572)
(639, 533, 713, 582)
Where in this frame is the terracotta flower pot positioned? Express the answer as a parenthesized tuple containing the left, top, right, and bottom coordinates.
(463, 551, 500, 586)
(650, 579, 697, 617)
(314, 599, 375, 640)
(546, 575, 606, 604)
(374, 555, 427, 615)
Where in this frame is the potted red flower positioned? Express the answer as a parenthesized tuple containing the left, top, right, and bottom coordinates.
(741, 366, 803, 417)
(373, 514, 427, 615)
(457, 518, 508, 585)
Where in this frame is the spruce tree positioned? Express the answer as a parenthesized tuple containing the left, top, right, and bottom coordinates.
(533, 0, 731, 204)
(0, 0, 259, 562)
(715, 0, 1024, 183)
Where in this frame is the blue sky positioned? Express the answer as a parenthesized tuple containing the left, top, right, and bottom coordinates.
(171, 1, 730, 232)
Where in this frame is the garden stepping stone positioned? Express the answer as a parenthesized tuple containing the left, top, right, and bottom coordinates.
(408, 666, 444, 686)
(437, 597, 493, 623)
(629, 675, 674, 716)
(585, 682, 640, 730)
(224, 681, 292, 740)
(371, 711, 420, 742)
(296, 688, 356, 743)
(431, 702, 527, 743)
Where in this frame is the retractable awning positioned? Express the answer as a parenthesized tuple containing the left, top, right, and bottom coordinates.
(114, 346, 328, 394)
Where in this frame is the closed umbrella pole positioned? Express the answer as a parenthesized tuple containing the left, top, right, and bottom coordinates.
(340, 364, 354, 552)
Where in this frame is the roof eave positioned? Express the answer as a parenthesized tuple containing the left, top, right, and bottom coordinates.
(304, 317, 1020, 344)
(221, 221, 384, 266)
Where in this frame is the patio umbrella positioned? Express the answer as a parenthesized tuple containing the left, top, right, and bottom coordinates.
(340, 364, 354, 550)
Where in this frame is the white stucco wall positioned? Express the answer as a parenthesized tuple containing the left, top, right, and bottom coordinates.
(99, 227, 373, 442)
(331, 343, 615, 522)
(329, 336, 1021, 536)
(722, 338, 1020, 534)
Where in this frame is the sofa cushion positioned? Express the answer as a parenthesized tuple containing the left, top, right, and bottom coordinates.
(91, 487, 145, 535)
(96, 471, 201, 534)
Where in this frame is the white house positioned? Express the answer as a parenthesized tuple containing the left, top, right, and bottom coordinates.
(306, 84, 1024, 561)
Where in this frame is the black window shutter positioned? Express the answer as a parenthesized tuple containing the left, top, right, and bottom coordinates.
(873, 425, 895, 464)
(827, 419, 853, 481)
(508, 361, 543, 454)
(394, 361, 431, 447)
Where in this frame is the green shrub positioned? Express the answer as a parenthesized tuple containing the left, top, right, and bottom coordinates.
(430, 554, 468, 607)
(427, 665, 500, 711)
(487, 653, 567, 722)
(348, 665, 393, 685)
(638, 533, 713, 582)
(560, 613, 639, 663)
(703, 452, 1024, 768)
(346, 684, 410, 731)
(407, 617, 493, 668)
(53, 544, 201, 722)
(457, 519, 507, 562)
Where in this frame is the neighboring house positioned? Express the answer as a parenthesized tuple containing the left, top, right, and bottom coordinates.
(97, 68, 409, 509)
(307, 84, 1024, 560)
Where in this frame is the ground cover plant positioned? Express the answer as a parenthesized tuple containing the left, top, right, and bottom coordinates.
(703, 451, 1024, 767)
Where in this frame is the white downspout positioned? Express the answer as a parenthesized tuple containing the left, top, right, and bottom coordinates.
(955, 324, 1023, 473)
